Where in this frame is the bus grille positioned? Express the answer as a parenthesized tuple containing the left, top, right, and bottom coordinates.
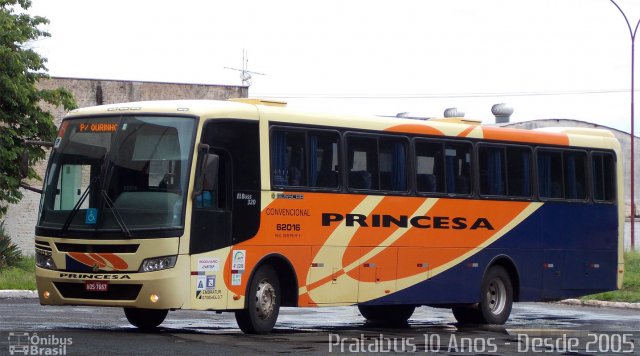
(55, 243, 139, 253)
(53, 282, 142, 300)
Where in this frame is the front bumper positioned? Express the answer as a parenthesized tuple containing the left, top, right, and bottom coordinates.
(36, 255, 189, 309)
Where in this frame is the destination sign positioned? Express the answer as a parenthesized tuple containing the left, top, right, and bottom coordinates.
(77, 123, 118, 133)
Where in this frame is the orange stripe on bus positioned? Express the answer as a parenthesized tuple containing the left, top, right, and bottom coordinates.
(101, 253, 128, 270)
(457, 126, 476, 137)
(481, 126, 569, 145)
(394, 200, 530, 279)
(342, 196, 424, 266)
(385, 124, 444, 136)
(338, 199, 531, 282)
(67, 252, 128, 270)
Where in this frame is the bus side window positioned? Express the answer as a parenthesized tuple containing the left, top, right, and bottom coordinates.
(537, 150, 563, 199)
(478, 145, 506, 196)
(379, 138, 408, 192)
(347, 135, 378, 190)
(415, 140, 445, 194)
(564, 151, 587, 200)
(310, 131, 340, 189)
(444, 142, 472, 195)
(479, 145, 532, 198)
(593, 152, 616, 202)
(506, 147, 532, 197)
(270, 130, 306, 187)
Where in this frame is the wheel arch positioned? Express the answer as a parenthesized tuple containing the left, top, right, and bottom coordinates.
(245, 253, 299, 308)
(485, 255, 520, 302)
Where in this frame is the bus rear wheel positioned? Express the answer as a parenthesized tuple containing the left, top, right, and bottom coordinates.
(235, 265, 281, 334)
(124, 308, 168, 330)
(452, 306, 482, 324)
(452, 265, 513, 325)
(479, 265, 513, 324)
(358, 305, 416, 325)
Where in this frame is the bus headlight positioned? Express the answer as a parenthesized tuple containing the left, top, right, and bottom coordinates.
(140, 256, 177, 272)
(35, 250, 57, 270)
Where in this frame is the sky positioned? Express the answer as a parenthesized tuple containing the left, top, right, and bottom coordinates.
(26, 0, 640, 133)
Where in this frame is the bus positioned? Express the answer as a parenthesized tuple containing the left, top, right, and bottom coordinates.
(30, 99, 624, 334)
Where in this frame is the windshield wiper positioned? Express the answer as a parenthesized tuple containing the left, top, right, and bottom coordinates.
(59, 179, 131, 238)
(100, 190, 131, 237)
(61, 176, 98, 235)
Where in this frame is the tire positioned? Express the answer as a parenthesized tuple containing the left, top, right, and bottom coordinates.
(452, 265, 513, 325)
(452, 306, 482, 324)
(124, 308, 168, 330)
(478, 265, 513, 324)
(358, 305, 416, 325)
(235, 265, 280, 334)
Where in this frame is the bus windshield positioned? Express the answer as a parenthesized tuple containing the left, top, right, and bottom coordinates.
(37, 115, 196, 237)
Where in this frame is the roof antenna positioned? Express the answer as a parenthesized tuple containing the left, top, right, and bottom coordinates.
(225, 49, 265, 87)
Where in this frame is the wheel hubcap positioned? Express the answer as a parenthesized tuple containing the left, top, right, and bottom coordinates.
(255, 279, 276, 319)
(486, 277, 507, 315)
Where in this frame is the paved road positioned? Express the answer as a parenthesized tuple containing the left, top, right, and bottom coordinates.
(1, 299, 639, 355)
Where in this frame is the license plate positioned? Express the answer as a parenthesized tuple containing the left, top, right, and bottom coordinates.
(84, 281, 109, 292)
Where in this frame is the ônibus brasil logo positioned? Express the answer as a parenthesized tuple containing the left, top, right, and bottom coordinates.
(8, 332, 72, 355)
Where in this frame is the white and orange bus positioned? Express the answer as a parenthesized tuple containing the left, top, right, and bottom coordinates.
(31, 99, 623, 334)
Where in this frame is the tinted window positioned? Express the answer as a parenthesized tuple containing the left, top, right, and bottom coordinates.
(379, 138, 408, 192)
(205, 121, 261, 190)
(537, 149, 587, 200)
(198, 120, 261, 247)
(506, 147, 532, 197)
(537, 150, 563, 198)
(271, 130, 306, 187)
(479, 146, 506, 196)
(415, 141, 445, 194)
(444, 142, 472, 195)
(415, 140, 471, 195)
(271, 128, 340, 189)
(309, 131, 340, 189)
(592, 152, 616, 202)
(347, 135, 378, 190)
(564, 151, 587, 200)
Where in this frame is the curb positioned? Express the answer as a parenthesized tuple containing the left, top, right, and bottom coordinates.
(557, 298, 640, 310)
(0, 290, 38, 299)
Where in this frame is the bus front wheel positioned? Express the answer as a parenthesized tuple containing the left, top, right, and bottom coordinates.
(358, 305, 416, 325)
(124, 308, 168, 330)
(235, 265, 281, 334)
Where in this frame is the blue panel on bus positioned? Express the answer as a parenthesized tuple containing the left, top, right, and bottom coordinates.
(362, 202, 619, 306)
(65, 255, 94, 272)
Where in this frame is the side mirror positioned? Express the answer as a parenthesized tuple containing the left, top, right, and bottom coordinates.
(202, 153, 219, 191)
(193, 144, 219, 199)
(19, 149, 29, 179)
(18, 149, 43, 194)
(18, 140, 54, 194)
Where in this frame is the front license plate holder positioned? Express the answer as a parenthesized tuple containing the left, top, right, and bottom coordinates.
(84, 280, 109, 292)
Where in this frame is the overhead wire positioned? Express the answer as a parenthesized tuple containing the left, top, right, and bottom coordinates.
(251, 88, 634, 99)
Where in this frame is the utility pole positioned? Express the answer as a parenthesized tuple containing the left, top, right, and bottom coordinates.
(609, 0, 640, 250)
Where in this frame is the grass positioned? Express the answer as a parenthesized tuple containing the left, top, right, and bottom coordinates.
(0, 252, 638, 303)
(0, 256, 36, 290)
(581, 250, 640, 303)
